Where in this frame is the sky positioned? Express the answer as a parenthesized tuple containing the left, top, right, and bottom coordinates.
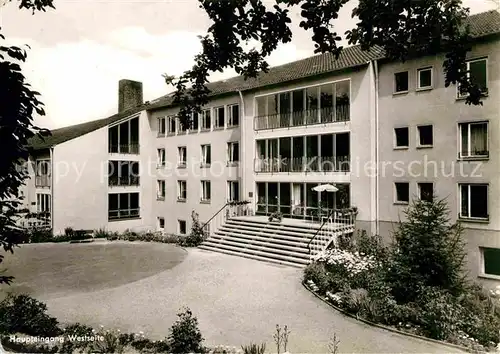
(0, 0, 498, 129)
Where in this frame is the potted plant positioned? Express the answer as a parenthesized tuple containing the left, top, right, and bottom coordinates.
(268, 211, 283, 223)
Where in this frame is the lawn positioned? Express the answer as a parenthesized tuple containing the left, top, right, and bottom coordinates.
(0, 241, 187, 300)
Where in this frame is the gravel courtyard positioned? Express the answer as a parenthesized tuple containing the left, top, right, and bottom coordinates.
(1, 242, 463, 353)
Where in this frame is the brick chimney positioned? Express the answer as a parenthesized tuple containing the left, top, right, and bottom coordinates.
(118, 79, 143, 113)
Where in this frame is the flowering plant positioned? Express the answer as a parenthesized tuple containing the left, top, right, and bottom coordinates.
(312, 248, 378, 277)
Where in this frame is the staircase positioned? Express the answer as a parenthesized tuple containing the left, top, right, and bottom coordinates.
(199, 210, 356, 268)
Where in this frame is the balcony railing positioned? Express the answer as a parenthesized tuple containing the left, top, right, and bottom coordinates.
(108, 176, 140, 187)
(254, 156, 350, 173)
(109, 143, 140, 154)
(254, 105, 350, 131)
(108, 208, 140, 220)
(35, 175, 51, 187)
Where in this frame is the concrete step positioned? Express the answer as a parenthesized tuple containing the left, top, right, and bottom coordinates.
(227, 219, 320, 235)
(214, 229, 313, 248)
(198, 244, 305, 268)
(200, 241, 310, 265)
(209, 233, 310, 255)
(217, 226, 314, 245)
(223, 221, 318, 239)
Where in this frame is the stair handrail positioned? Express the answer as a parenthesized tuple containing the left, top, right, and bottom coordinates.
(307, 208, 336, 255)
(307, 207, 357, 255)
(201, 200, 251, 233)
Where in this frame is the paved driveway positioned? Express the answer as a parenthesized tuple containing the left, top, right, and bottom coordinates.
(33, 247, 463, 353)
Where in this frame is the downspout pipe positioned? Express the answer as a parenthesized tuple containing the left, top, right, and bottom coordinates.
(374, 60, 380, 235)
(238, 91, 245, 203)
(49, 146, 54, 231)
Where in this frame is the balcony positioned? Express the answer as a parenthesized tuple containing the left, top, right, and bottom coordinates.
(254, 105, 350, 131)
(109, 143, 140, 154)
(254, 156, 350, 173)
(35, 175, 51, 188)
(108, 176, 140, 187)
(108, 208, 140, 220)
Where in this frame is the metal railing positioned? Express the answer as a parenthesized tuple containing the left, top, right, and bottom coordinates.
(306, 208, 357, 256)
(108, 208, 140, 220)
(254, 156, 350, 173)
(108, 143, 140, 154)
(254, 104, 350, 131)
(108, 176, 140, 187)
(201, 200, 252, 239)
(35, 175, 51, 187)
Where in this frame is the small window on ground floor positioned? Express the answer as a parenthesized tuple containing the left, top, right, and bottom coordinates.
(178, 220, 187, 235)
(482, 247, 500, 277)
(395, 182, 410, 204)
(418, 182, 434, 202)
(158, 217, 165, 231)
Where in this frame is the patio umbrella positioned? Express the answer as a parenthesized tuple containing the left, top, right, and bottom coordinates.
(312, 184, 338, 193)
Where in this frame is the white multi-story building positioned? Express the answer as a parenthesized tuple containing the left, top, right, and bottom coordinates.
(22, 10, 500, 285)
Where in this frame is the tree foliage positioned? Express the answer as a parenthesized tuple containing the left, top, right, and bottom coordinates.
(0, 0, 53, 285)
(167, 0, 483, 129)
(389, 197, 468, 303)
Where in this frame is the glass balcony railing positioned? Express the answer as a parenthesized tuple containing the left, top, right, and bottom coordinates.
(254, 156, 350, 173)
(108, 176, 140, 187)
(254, 105, 350, 131)
(35, 175, 51, 187)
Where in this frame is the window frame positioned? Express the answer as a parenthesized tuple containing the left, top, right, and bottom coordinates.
(480, 247, 500, 279)
(227, 104, 240, 127)
(458, 121, 489, 160)
(201, 109, 212, 131)
(178, 219, 187, 235)
(157, 180, 166, 200)
(201, 144, 211, 167)
(214, 106, 225, 129)
(158, 217, 165, 231)
(200, 180, 211, 203)
(167, 116, 177, 135)
(417, 182, 434, 202)
(177, 146, 187, 168)
(416, 67, 433, 91)
(157, 117, 166, 136)
(394, 126, 410, 149)
(457, 57, 488, 99)
(417, 124, 434, 148)
(458, 183, 489, 221)
(227, 180, 240, 202)
(227, 141, 239, 166)
(157, 148, 166, 168)
(177, 180, 187, 202)
(394, 182, 410, 205)
(394, 71, 409, 94)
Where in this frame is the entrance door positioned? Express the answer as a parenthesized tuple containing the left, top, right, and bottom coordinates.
(292, 183, 304, 218)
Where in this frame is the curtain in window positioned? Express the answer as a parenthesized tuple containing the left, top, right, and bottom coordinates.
(470, 123, 487, 155)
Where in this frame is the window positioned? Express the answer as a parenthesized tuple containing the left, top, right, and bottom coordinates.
(36, 193, 51, 213)
(201, 144, 211, 167)
(227, 104, 239, 127)
(158, 217, 165, 231)
(108, 192, 140, 220)
(191, 112, 200, 132)
(201, 180, 211, 202)
(214, 106, 225, 129)
(227, 181, 240, 202)
(418, 183, 434, 202)
(394, 127, 409, 148)
(35, 160, 51, 187)
(108, 161, 140, 186)
(394, 71, 409, 93)
(417, 125, 433, 147)
(459, 58, 488, 97)
(227, 142, 239, 165)
(201, 109, 211, 131)
(157, 117, 166, 136)
(157, 149, 166, 167)
(178, 117, 187, 134)
(157, 180, 166, 200)
(178, 220, 187, 235)
(482, 248, 500, 277)
(177, 180, 187, 201)
(108, 117, 139, 154)
(417, 67, 433, 90)
(203, 222, 210, 237)
(459, 184, 488, 219)
(167, 116, 176, 135)
(177, 146, 187, 167)
(459, 122, 488, 159)
(395, 183, 409, 204)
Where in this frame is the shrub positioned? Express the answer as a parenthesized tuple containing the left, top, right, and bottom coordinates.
(354, 230, 387, 260)
(389, 198, 468, 303)
(64, 227, 74, 237)
(0, 335, 58, 353)
(28, 227, 53, 243)
(0, 293, 60, 336)
(87, 327, 125, 354)
(94, 228, 110, 239)
(241, 342, 266, 354)
(340, 288, 369, 317)
(179, 211, 206, 247)
(58, 323, 94, 353)
(303, 262, 331, 294)
(168, 307, 205, 353)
